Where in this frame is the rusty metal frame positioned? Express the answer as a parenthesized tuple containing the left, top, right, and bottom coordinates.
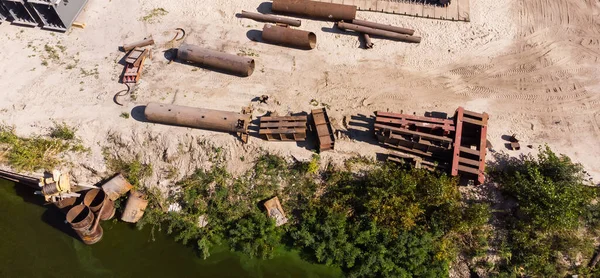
(450, 107, 488, 184)
(311, 108, 335, 151)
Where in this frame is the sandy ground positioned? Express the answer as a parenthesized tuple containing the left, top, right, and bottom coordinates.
(0, 0, 599, 187)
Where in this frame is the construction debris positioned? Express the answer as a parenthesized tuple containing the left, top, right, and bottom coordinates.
(121, 190, 148, 223)
(101, 173, 133, 201)
(271, 0, 356, 21)
(263, 196, 288, 227)
(262, 24, 317, 50)
(375, 107, 489, 184)
(351, 19, 415, 35)
(259, 114, 308, 141)
(144, 102, 251, 143)
(122, 36, 155, 52)
(1, 0, 88, 31)
(66, 204, 104, 245)
(83, 189, 116, 221)
(362, 33, 374, 49)
(258, 95, 269, 104)
(311, 108, 335, 151)
(177, 43, 255, 77)
(337, 21, 421, 43)
(240, 10, 301, 27)
(122, 47, 149, 84)
(509, 134, 521, 150)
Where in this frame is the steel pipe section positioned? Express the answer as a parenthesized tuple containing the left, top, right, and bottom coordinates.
(66, 204, 103, 245)
(351, 19, 415, 36)
(121, 191, 149, 223)
(241, 10, 301, 27)
(145, 102, 250, 135)
(123, 36, 155, 52)
(337, 21, 421, 43)
(102, 173, 133, 201)
(83, 189, 116, 221)
(262, 24, 316, 49)
(272, 0, 356, 21)
(177, 44, 255, 77)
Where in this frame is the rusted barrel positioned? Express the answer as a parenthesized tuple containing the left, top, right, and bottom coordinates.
(83, 189, 116, 221)
(102, 174, 133, 201)
(241, 10, 301, 27)
(337, 21, 421, 43)
(66, 204, 103, 245)
(145, 102, 250, 134)
(272, 0, 356, 21)
(123, 36, 155, 52)
(351, 19, 415, 35)
(262, 24, 316, 49)
(177, 44, 255, 77)
(121, 191, 149, 223)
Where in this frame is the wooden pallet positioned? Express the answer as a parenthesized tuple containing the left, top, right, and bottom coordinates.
(311, 108, 335, 151)
(450, 107, 488, 184)
(259, 115, 307, 141)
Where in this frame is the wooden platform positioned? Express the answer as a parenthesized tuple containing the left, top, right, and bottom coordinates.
(259, 115, 307, 141)
(313, 0, 470, 22)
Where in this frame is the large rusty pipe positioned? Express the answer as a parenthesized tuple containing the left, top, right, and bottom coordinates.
(121, 191, 149, 223)
(241, 10, 301, 27)
(83, 189, 116, 221)
(337, 21, 421, 43)
(145, 102, 250, 134)
(272, 0, 356, 21)
(177, 44, 255, 77)
(123, 36, 155, 52)
(66, 204, 103, 245)
(262, 24, 316, 49)
(101, 173, 133, 201)
(351, 19, 415, 35)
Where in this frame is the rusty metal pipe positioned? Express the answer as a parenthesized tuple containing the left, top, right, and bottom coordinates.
(272, 0, 356, 21)
(262, 24, 316, 49)
(145, 102, 250, 134)
(363, 33, 374, 49)
(177, 44, 255, 77)
(241, 10, 301, 27)
(66, 204, 103, 245)
(337, 21, 421, 43)
(121, 191, 149, 223)
(351, 19, 415, 35)
(122, 36, 155, 52)
(83, 189, 116, 221)
(101, 174, 133, 201)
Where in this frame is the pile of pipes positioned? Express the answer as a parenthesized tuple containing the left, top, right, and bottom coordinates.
(375, 107, 489, 184)
(0, 0, 88, 32)
(37, 173, 149, 245)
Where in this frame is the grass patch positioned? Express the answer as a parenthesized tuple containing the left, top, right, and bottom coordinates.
(49, 122, 76, 140)
(0, 125, 87, 172)
(120, 112, 130, 119)
(141, 8, 168, 23)
(103, 151, 152, 189)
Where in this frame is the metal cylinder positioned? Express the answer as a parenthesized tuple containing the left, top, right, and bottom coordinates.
(41, 183, 60, 196)
(272, 0, 356, 21)
(241, 10, 301, 27)
(262, 24, 316, 49)
(121, 191, 149, 223)
(351, 19, 415, 35)
(363, 33, 374, 49)
(101, 173, 133, 201)
(145, 102, 250, 134)
(337, 21, 421, 43)
(66, 204, 103, 245)
(83, 189, 116, 221)
(177, 44, 255, 77)
(123, 36, 155, 52)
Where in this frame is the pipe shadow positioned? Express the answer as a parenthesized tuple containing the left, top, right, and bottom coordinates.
(131, 105, 148, 122)
(321, 25, 354, 36)
(257, 2, 273, 14)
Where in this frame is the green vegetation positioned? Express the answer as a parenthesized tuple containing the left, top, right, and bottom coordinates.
(119, 112, 130, 119)
(489, 146, 600, 276)
(135, 152, 490, 277)
(104, 152, 152, 189)
(141, 8, 168, 23)
(0, 124, 86, 171)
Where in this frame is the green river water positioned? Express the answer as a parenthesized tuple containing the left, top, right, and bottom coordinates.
(0, 179, 341, 278)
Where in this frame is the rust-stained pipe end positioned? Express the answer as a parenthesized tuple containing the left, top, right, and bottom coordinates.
(308, 32, 317, 49)
(247, 59, 255, 76)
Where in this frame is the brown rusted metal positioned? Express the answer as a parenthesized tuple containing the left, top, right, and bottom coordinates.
(259, 115, 307, 141)
(262, 24, 316, 49)
(272, 0, 356, 21)
(121, 191, 149, 223)
(264, 196, 288, 226)
(450, 107, 488, 185)
(53, 197, 77, 213)
(363, 33, 374, 49)
(145, 102, 250, 138)
(101, 173, 133, 201)
(337, 21, 421, 43)
(351, 19, 415, 35)
(66, 204, 103, 245)
(0, 169, 39, 188)
(83, 189, 116, 221)
(241, 10, 301, 27)
(311, 108, 335, 151)
(122, 36, 154, 52)
(177, 43, 255, 77)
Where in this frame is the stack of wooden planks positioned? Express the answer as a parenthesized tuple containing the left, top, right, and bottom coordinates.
(259, 115, 307, 141)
